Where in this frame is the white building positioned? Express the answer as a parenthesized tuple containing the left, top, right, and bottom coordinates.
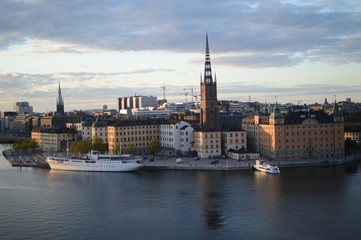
(160, 121, 194, 155)
(81, 117, 94, 140)
(66, 122, 83, 140)
(119, 107, 174, 118)
(13, 102, 33, 114)
(91, 118, 108, 143)
(118, 96, 157, 111)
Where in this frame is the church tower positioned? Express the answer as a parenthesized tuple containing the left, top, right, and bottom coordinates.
(200, 34, 219, 130)
(56, 82, 65, 116)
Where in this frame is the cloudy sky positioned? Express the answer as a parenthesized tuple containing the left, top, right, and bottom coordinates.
(1, 0, 361, 112)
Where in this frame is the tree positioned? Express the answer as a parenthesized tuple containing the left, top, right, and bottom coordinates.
(28, 139, 39, 151)
(345, 138, 357, 155)
(92, 136, 107, 154)
(147, 137, 161, 157)
(112, 142, 121, 155)
(70, 141, 81, 155)
(19, 141, 29, 151)
(80, 139, 93, 154)
(13, 143, 21, 151)
(125, 143, 137, 155)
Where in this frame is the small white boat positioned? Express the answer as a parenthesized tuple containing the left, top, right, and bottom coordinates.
(253, 160, 280, 174)
(46, 150, 143, 172)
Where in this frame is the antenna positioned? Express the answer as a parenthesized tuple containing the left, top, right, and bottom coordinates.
(160, 84, 170, 101)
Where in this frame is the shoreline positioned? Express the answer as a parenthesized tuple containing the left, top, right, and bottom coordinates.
(3, 149, 360, 171)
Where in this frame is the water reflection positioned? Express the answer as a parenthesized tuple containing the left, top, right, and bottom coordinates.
(196, 172, 225, 230)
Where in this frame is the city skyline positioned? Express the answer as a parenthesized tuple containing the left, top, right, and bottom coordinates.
(1, 0, 361, 112)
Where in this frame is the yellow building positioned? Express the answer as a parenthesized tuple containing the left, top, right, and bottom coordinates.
(31, 126, 75, 151)
(108, 120, 166, 155)
(193, 131, 222, 158)
(242, 104, 344, 161)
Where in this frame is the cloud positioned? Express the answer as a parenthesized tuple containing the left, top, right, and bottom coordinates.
(0, 0, 360, 68)
(217, 81, 361, 102)
(215, 53, 304, 68)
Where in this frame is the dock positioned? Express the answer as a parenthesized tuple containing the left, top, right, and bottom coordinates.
(2, 150, 50, 168)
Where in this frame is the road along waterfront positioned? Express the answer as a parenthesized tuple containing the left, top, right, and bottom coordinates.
(3, 148, 361, 171)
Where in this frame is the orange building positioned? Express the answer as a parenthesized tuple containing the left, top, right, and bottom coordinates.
(243, 104, 344, 161)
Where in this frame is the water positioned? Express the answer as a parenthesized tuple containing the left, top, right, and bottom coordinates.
(1, 144, 361, 240)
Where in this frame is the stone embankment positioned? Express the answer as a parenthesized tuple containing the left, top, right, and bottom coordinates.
(2, 149, 360, 171)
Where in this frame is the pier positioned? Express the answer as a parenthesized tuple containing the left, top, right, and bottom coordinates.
(2, 150, 50, 168)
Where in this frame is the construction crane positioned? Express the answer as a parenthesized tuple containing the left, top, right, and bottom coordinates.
(160, 84, 170, 101)
(183, 92, 189, 103)
(194, 95, 200, 109)
(183, 86, 195, 103)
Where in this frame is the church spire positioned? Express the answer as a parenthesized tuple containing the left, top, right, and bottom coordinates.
(56, 81, 65, 116)
(57, 81, 64, 106)
(203, 33, 213, 84)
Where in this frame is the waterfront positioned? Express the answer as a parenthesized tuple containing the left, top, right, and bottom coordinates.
(1, 144, 361, 240)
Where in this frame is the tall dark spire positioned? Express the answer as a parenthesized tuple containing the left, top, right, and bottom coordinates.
(200, 33, 219, 130)
(204, 33, 213, 84)
(56, 81, 65, 116)
(57, 82, 64, 106)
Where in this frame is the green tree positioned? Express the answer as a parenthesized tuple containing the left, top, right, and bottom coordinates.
(19, 141, 29, 151)
(92, 136, 107, 154)
(28, 139, 39, 151)
(70, 141, 81, 155)
(13, 143, 21, 151)
(80, 139, 93, 154)
(125, 143, 137, 155)
(112, 142, 121, 155)
(147, 137, 161, 157)
(345, 138, 357, 155)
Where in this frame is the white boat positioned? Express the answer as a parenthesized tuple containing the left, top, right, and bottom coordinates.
(253, 160, 280, 174)
(46, 150, 143, 172)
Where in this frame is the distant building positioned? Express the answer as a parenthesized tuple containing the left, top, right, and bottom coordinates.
(119, 107, 174, 118)
(117, 96, 157, 112)
(242, 102, 344, 161)
(81, 117, 95, 140)
(32, 126, 74, 151)
(12, 115, 33, 134)
(13, 102, 33, 114)
(108, 119, 167, 155)
(160, 121, 194, 155)
(92, 118, 108, 143)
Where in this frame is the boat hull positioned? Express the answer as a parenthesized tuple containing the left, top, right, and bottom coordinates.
(46, 158, 143, 172)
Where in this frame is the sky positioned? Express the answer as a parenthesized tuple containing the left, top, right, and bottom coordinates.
(1, 0, 361, 112)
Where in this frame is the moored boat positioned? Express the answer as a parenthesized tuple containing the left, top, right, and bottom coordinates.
(253, 160, 280, 174)
(46, 150, 143, 172)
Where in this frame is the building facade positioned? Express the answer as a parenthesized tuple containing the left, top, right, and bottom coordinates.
(193, 131, 222, 158)
(91, 118, 108, 143)
(13, 102, 33, 114)
(242, 104, 345, 161)
(32, 126, 74, 151)
(118, 96, 157, 111)
(108, 119, 166, 155)
(160, 121, 194, 155)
